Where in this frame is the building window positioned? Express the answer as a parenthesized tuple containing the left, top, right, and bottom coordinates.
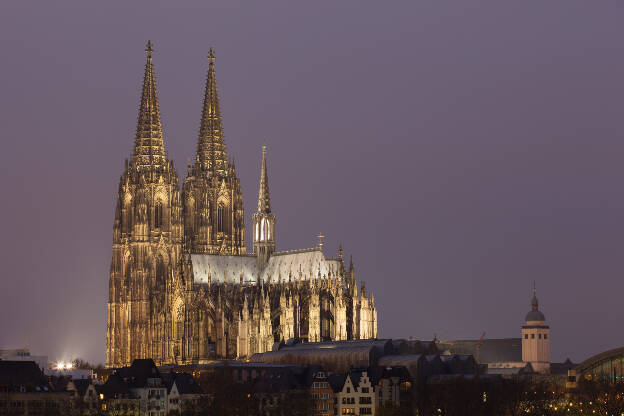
(217, 203, 230, 233)
(524, 334, 528, 339)
(531, 334, 535, 339)
(539, 334, 542, 339)
(544, 334, 548, 339)
(346, 388, 350, 393)
(361, 387, 369, 393)
(154, 201, 163, 229)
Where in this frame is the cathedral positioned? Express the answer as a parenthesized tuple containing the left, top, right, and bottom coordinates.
(106, 42, 378, 368)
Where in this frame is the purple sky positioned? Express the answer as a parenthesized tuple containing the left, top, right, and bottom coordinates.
(1, 1, 623, 365)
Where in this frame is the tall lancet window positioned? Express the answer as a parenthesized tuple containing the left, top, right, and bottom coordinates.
(122, 196, 132, 233)
(154, 201, 163, 229)
(260, 218, 266, 241)
(218, 203, 229, 233)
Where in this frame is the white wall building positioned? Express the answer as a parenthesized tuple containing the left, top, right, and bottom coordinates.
(332, 370, 376, 416)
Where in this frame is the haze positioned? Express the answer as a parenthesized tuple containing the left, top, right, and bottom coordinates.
(0, 1, 623, 364)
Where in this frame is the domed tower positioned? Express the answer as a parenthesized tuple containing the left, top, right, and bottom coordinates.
(521, 284, 550, 374)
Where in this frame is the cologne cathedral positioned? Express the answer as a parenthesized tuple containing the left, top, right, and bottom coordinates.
(106, 42, 378, 368)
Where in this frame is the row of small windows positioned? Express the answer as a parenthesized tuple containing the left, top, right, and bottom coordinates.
(341, 408, 371, 415)
(524, 333, 548, 339)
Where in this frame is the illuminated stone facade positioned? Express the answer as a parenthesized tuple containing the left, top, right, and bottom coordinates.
(106, 43, 377, 368)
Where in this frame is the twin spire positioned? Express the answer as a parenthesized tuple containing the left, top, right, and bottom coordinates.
(197, 47, 228, 175)
(130, 42, 271, 213)
(132, 42, 227, 175)
(132, 40, 167, 170)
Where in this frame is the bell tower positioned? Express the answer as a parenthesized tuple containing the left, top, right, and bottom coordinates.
(521, 283, 550, 374)
(183, 48, 246, 255)
(107, 41, 183, 368)
(253, 144, 276, 268)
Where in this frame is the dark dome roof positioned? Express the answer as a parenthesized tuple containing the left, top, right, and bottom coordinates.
(525, 310, 545, 322)
(525, 289, 545, 322)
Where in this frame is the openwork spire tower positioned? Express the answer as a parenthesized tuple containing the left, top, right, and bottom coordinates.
(132, 40, 168, 171)
(196, 48, 227, 175)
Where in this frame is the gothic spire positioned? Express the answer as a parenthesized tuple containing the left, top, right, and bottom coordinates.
(132, 40, 168, 170)
(257, 144, 271, 213)
(196, 47, 227, 174)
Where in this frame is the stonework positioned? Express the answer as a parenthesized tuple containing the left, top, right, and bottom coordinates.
(106, 43, 377, 368)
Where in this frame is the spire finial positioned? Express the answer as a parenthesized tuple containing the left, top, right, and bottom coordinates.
(145, 40, 153, 57)
(317, 233, 324, 251)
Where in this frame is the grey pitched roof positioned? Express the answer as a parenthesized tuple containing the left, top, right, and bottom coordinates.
(169, 373, 203, 395)
(51, 376, 71, 392)
(99, 374, 134, 399)
(250, 340, 388, 373)
(72, 379, 93, 397)
(252, 368, 308, 394)
(370, 366, 411, 384)
(327, 374, 347, 393)
(349, 370, 364, 389)
(113, 359, 161, 388)
(0, 361, 48, 391)
(437, 338, 522, 364)
(191, 249, 343, 284)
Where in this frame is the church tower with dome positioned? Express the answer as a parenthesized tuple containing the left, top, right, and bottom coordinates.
(521, 284, 550, 374)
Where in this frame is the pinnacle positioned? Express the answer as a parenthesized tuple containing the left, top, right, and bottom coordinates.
(257, 144, 271, 213)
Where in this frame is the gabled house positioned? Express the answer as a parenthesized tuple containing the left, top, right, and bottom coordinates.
(67, 378, 99, 414)
(164, 372, 204, 414)
(100, 359, 166, 416)
(330, 369, 376, 415)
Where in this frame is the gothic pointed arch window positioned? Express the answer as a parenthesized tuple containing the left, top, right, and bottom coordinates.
(155, 255, 166, 285)
(185, 196, 195, 233)
(217, 202, 230, 233)
(154, 201, 163, 229)
(122, 194, 132, 233)
(174, 298, 185, 343)
(124, 257, 132, 283)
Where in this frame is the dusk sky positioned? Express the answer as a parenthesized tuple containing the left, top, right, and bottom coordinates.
(1, 1, 623, 364)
